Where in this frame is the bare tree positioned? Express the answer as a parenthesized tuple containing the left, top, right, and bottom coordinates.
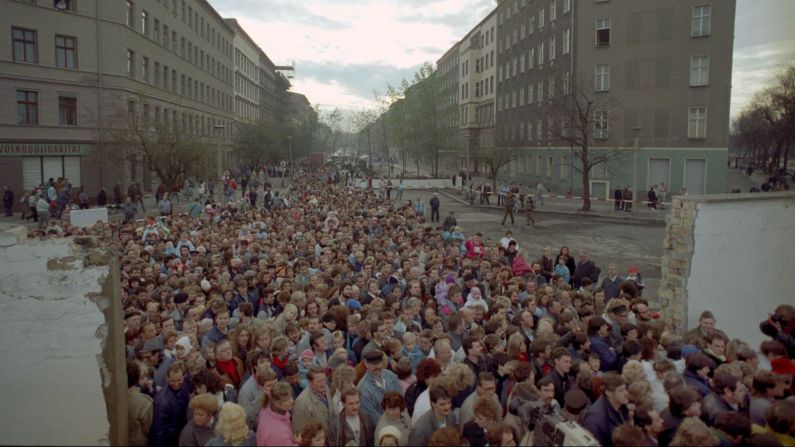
(551, 78, 626, 211)
(480, 147, 519, 191)
(105, 96, 215, 190)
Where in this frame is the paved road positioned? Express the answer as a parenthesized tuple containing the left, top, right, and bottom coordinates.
(405, 189, 666, 304)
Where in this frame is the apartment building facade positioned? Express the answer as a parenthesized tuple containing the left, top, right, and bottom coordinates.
(492, 0, 735, 196)
(436, 42, 460, 173)
(0, 0, 299, 203)
(458, 10, 498, 173)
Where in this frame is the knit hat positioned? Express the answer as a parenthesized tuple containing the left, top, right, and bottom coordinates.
(681, 344, 701, 359)
(346, 299, 362, 310)
(377, 426, 401, 445)
(141, 338, 163, 353)
(200, 279, 212, 292)
(173, 292, 189, 305)
(301, 349, 315, 360)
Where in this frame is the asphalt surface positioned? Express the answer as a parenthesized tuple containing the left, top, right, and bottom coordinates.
(404, 189, 666, 304)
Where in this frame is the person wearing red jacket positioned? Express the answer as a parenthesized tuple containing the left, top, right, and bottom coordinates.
(464, 232, 485, 259)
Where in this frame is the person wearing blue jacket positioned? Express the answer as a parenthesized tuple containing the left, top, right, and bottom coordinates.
(588, 316, 618, 372)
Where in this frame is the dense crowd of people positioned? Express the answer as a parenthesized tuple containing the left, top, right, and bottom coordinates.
(19, 164, 795, 446)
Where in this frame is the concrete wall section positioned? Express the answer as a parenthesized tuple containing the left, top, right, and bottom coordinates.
(0, 227, 126, 445)
(658, 192, 795, 348)
(686, 193, 795, 348)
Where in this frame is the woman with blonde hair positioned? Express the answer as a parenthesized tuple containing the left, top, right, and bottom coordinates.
(330, 365, 357, 415)
(669, 417, 719, 447)
(507, 332, 529, 363)
(206, 402, 255, 446)
(622, 360, 647, 386)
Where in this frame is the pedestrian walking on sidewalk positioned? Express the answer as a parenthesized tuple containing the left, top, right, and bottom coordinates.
(526, 197, 536, 226)
(429, 193, 441, 223)
(501, 192, 515, 225)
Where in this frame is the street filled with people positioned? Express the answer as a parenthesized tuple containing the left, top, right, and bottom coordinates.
(14, 163, 795, 446)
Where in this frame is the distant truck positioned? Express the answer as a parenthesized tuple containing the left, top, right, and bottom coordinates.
(309, 152, 324, 168)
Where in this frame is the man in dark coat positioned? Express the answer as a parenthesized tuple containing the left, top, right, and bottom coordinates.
(3, 186, 14, 216)
(582, 373, 630, 447)
(429, 193, 441, 223)
(150, 363, 191, 447)
(96, 187, 108, 207)
(573, 252, 600, 289)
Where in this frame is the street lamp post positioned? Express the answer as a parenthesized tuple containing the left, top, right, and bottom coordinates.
(632, 127, 643, 207)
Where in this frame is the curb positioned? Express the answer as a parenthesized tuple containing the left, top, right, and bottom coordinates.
(436, 189, 667, 225)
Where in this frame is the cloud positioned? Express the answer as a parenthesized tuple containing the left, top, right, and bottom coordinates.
(209, 0, 494, 110)
(731, 40, 795, 119)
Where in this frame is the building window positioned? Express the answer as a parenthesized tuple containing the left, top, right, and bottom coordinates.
(154, 62, 161, 86)
(126, 50, 134, 77)
(539, 8, 545, 29)
(12, 27, 37, 63)
(549, 36, 556, 61)
(54, 0, 76, 11)
(154, 19, 160, 42)
(17, 90, 38, 125)
(563, 0, 571, 14)
(563, 29, 571, 54)
(688, 107, 707, 139)
(141, 10, 148, 35)
(595, 64, 610, 91)
(141, 56, 149, 81)
(561, 155, 569, 178)
(563, 71, 570, 95)
(538, 42, 544, 66)
(58, 96, 77, 125)
(537, 80, 544, 102)
(692, 5, 711, 37)
(594, 110, 608, 139)
(55, 35, 77, 68)
(126, 1, 134, 27)
(163, 24, 169, 48)
(550, 0, 557, 22)
(690, 56, 710, 86)
(549, 77, 555, 98)
(596, 19, 611, 46)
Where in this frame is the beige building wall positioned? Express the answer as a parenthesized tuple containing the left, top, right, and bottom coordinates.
(574, 0, 735, 149)
(0, 0, 238, 198)
(459, 9, 497, 171)
(225, 19, 263, 125)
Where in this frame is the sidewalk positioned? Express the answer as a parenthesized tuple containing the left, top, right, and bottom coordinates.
(437, 187, 668, 224)
(379, 163, 668, 224)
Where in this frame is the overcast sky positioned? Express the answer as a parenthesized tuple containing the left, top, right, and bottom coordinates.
(210, 0, 795, 122)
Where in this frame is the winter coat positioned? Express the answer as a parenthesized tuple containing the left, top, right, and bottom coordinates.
(177, 421, 215, 447)
(357, 370, 402, 429)
(581, 395, 629, 447)
(330, 411, 373, 447)
(683, 369, 712, 397)
(512, 254, 532, 277)
(408, 409, 456, 446)
(128, 387, 153, 446)
(150, 384, 191, 447)
(291, 387, 334, 434)
(589, 335, 618, 371)
(701, 392, 735, 426)
(256, 408, 298, 446)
